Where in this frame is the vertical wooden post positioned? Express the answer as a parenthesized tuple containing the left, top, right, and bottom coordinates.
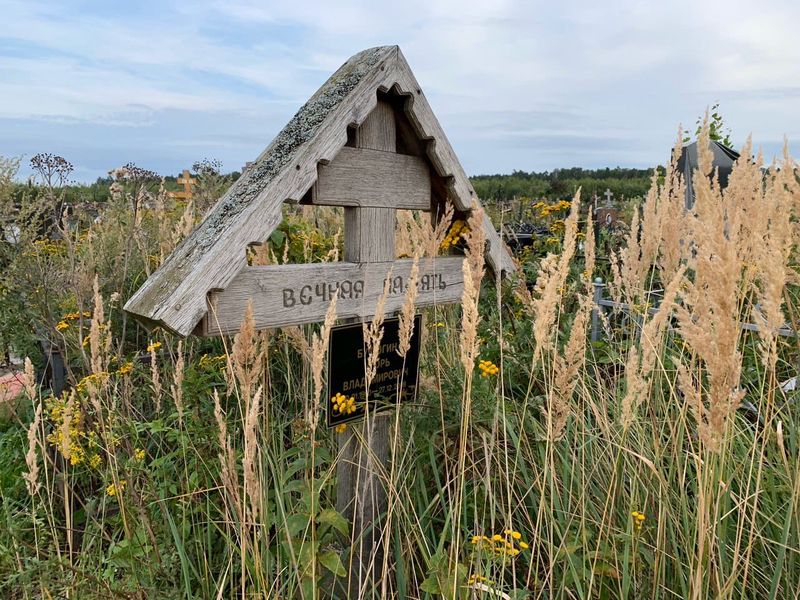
(336, 100, 396, 598)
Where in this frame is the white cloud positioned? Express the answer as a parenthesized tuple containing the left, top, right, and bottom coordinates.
(1, 0, 798, 178)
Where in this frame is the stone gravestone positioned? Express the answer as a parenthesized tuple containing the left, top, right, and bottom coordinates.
(125, 45, 513, 597)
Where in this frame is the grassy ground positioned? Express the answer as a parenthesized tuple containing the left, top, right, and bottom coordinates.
(1, 127, 799, 599)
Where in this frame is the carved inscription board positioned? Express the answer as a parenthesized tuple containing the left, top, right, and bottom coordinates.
(327, 314, 421, 427)
(203, 256, 464, 335)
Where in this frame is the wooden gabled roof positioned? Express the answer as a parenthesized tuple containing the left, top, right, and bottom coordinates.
(124, 45, 515, 336)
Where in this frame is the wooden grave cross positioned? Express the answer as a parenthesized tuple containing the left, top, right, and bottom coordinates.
(168, 169, 196, 201)
(124, 45, 515, 598)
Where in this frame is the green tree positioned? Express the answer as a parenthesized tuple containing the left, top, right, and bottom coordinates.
(684, 102, 733, 148)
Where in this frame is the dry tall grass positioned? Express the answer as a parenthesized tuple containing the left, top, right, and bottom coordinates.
(3, 124, 800, 599)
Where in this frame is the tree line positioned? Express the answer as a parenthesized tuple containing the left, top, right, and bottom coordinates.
(471, 166, 662, 202)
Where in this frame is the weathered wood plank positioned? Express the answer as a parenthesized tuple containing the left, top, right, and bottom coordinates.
(313, 147, 431, 209)
(337, 97, 394, 600)
(203, 257, 463, 335)
(344, 207, 396, 264)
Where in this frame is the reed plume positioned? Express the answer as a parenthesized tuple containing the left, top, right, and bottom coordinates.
(309, 295, 337, 428)
(213, 389, 243, 524)
(522, 190, 582, 363)
(171, 341, 185, 426)
(675, 121, 746, 451)
(149, 340, 162, 413)
(22, 363, 41, 497)
(657, 129, 689, 283)
(229, 301, 263, 404)
(397, 254, 420, 358)
(89, 275, 110, 376)
(284, 326, 312, 363)
(243, 385, 263, 522)
(23, 357, 36, 400)
(548, 290, 592, 440)
(620, 266, 685, 427)
(364, 270, 391, 390)
(459, 204, 486, 373)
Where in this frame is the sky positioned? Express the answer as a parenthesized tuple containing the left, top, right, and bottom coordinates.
(1, 0, 799, 182)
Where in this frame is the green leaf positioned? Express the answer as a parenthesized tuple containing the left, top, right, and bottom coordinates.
(420, 575, 441, 594)
(285, 513, 310, 538)
(318, 508, 349, 537)
(283, 480, 306, 494)
(319, 549, 346, 577)
(270, 230, 286, 247)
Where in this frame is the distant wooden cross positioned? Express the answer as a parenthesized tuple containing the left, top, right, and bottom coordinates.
(169, 169, 196, 201)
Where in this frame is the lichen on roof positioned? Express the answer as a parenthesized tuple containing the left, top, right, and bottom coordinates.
(198, 45, 392, 245)
(165, 45, 395, 274)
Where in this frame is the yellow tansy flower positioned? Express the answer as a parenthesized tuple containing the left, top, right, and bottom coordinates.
(106, 479, 127, 497)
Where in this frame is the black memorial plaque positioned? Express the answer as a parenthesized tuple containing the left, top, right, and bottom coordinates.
(326, 314, 421, 427)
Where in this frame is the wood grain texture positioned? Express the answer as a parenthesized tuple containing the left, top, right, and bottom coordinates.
(344, 101, 397, 266)
(124, 45, 514, 337)
(337, 99, 392, 599)
(203, 257, 463, 335)
(336, 412, 391, 598)
(313, 147, 431, 209)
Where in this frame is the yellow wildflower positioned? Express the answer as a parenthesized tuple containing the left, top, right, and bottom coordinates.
(478, 360, 499, 378)
(134, 448, 145, 461)
(106, 479, 127, 497)
(56, 321, 70, 332)
(89, 454, 102, 469)
(69, 445, 85, 466)
(467, 573, 492, 585)
(440, 220, 469, 251)
(117, 362, 134, 375)
(146, 341, 162, 352)
(331, 392, 357, 415)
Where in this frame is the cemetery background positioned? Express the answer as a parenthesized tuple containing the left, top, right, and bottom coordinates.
(1, 60, 800, 600)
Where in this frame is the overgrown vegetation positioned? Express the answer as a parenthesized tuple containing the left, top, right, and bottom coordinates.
(1, 121, 799, 599)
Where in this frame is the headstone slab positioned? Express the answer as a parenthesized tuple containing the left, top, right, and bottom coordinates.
(124, 45, 515, 336)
